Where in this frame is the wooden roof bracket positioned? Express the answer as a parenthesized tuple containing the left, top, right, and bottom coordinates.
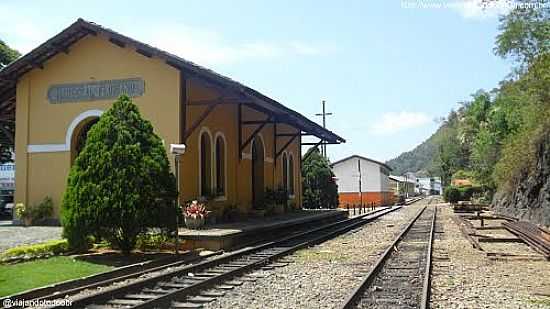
(301, 141, 339, 146)
(275, 133, 299, 159)
(182, 100, 219, 142)
(240, 115, 274, 156)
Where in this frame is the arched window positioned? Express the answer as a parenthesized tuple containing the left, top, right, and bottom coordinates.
(200, 131, 212, 196)
(252, 137, 265, 208)
(288, 154, 294, 196)
(71, 117, 99, 164)
(215, 135, 225, 196)
(282, 153, 288, 193)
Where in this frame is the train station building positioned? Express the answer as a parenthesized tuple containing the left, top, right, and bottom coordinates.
(0, 19, 345, 219)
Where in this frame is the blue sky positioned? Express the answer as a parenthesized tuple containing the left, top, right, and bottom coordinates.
(0, 0, 513, 162)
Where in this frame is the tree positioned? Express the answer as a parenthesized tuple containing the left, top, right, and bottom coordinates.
(302, 148, 339, 209)
(0, 39, 20, 164)
(494, 1, 549, 70)
(61, 95, 176, 254)
(0, 39, 20, 68)
(0, 134, 13, 164)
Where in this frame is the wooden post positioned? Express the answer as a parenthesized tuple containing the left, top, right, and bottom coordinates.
(179, 72, 188, 144)
(238, 103, 242, 160)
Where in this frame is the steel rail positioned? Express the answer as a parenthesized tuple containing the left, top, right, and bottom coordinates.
(0, 251, 221, 306)
(130, 208, 398, 309)
(421, 206, 437, 309)
(339, 204, 436, 309)
(58, 206, 401, 309)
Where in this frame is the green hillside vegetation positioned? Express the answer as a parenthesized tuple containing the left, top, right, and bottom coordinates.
(387, 2, 549, 203)
(385, 127, 441, 176)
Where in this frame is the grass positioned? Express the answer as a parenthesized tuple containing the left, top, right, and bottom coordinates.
(0, 256, 113, 297)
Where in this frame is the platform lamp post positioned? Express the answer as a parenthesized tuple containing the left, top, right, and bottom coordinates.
(171, 144, 186, 255)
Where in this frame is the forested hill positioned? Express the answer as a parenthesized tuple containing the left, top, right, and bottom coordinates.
(385, 127, 441, 176)
(386, 4, 549, 226)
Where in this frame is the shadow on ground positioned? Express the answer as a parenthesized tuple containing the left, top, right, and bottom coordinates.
(75, 252, 174, 267)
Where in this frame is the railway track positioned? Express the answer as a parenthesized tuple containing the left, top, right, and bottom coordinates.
(2, 209, 351, 307)
(340, 203, 437, 309)
(40, 206, 402, 309)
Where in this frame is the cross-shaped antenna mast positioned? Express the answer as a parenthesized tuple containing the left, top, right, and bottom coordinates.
(315, 100, 333, 158)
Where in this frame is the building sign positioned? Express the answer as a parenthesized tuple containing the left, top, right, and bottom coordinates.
(0, 163, 15, 190)
(47, 78, 145, 104)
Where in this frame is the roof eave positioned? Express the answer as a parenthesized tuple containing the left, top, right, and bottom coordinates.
(0, 18, 345, 144)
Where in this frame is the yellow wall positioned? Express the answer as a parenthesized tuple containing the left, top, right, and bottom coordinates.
(180, 81, 302, 212)
(14, 33, 303, 218)
(15, 34, 180, 217)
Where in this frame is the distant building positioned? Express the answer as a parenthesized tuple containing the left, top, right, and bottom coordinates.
(451, 178, 473, 187)
(331, 155, 393, 207)
(0, 163, 15, 190)
(416, 177, 442, 195)
(389, 175, 415, 198)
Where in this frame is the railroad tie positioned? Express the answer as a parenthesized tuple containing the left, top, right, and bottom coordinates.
(158, 282, 188, 289)
(225, 280, 244, 286)
(143, 287, 176, 294)
(124, 293, 159, 300)
(200, 290, 226, 297)
(171, 301, 204, 308)
(107, 298, 144, 306)
(186, 295, 217, 303)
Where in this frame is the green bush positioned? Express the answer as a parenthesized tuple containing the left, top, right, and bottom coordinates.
(61, 95, 177, 254)
(443, 186, 461, 203)
(1, 240, 69, 260)
(14, 197, 54, 225)
(30, 197, 54, 224)
(136, 233, 169, 252)
(458, 186, 482, 201)
(302, 148, 339, 209)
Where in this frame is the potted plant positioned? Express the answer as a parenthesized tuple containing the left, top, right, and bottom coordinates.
(183, 200, 209, 229)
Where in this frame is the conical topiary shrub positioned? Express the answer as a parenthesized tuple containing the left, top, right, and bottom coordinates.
(61, 95, 176, 254)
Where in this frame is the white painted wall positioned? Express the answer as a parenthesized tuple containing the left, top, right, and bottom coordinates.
(332, 156, 390, 193)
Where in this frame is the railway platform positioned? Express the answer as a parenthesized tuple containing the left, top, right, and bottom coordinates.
(178, 209, 348, 251)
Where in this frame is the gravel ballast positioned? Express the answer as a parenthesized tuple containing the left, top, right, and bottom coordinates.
(205, 202, 428, 309)
(431, 205, 550, 309)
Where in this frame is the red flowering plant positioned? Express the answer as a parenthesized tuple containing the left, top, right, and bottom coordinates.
(183, 200, 209, 219)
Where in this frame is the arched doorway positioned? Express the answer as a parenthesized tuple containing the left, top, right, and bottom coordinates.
(251, 137, 264, 209)
(70, 117, 99, 163)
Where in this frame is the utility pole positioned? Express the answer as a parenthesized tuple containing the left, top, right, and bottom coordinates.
(358, 158, 363, 208)
(315, 100, 332, 158)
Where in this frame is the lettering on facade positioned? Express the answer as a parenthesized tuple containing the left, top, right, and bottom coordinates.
(47, 78, 145, 104)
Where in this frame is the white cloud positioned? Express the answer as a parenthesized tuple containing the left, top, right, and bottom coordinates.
(0, 5, 57, 54)
(369, 111, 431, 135)
(0, 4, 325, 67)
(130, 23, 324, 66)
(451, 0, 513, 19)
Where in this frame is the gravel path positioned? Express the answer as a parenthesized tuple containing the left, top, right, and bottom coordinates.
(431, 205, 550, 309)
(204, 201, 428, 309)
(0, 223, 62, 253)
